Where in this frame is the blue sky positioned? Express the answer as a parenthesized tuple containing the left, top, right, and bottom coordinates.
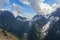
(44, 0, 57, 5)
(3, 0, 56, 13)
(0, 0, 58, 20)
(5, 0, 35, 15)
(9, 0, 57, 14)
(1, 0, 57, 13)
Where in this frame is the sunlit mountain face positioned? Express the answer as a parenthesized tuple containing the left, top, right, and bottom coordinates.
(0, 0, 60, 40)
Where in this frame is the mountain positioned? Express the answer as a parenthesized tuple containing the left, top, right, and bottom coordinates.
(44, 8, 60, 40)
(0, 10, 16, 32)
(16, 16, 26, 21)
(0, 10, 29, 39)
(27, 14, 47, 40)
(0, 8, 60, 40)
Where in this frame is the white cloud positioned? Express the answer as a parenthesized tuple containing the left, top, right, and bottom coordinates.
(12, 3, 34, 20)
(12, 3, 22, 17)
(13, 11, 35, 20)
(51, 0, 60, 13)
(5, 0, 10, 4)
(0, 0, 4, 4)
(22, 13, 36, 20)
(0, 0, 10, 9)
(13, 3, 22, 14)
(0, 0, 4, 8)
(29, 0, 55, 15)
(20, 0, 53, 15)
(12, 11, 18, 17)
(58, 0, 60, 3)
(20, 0, 60, 15)
(19, 0, 31, 5)
(20, 0, 45, 5)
